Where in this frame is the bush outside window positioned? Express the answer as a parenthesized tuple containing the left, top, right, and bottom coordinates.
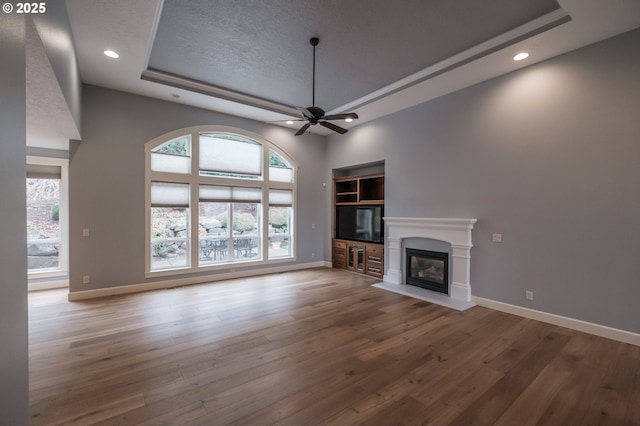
(27, 178, 61, 271)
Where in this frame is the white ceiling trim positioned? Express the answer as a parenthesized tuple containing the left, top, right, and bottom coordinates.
(141, 68, 300, 117)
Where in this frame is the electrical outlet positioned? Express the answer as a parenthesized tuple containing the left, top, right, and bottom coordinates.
(525, 290, 534, 301)
(83, 275, 90, 284)
(492, 233, 503, 243)
(311, 252, 315, 258)
(83, 228, 90, 237)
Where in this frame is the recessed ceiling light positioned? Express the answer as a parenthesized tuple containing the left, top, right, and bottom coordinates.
(345, 118, 353, 123)
(103, 50, 119, 59)
(286, 120, 294, 125)
(513, 52, 529, 61)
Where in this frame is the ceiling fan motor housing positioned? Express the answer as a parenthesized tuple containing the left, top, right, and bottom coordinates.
(307, 106, 325, 124)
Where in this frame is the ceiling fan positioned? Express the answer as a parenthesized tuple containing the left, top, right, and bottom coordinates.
(289, 37, 359, 136)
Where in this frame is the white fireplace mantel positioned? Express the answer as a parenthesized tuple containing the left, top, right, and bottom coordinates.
(377, 217, 477, 311)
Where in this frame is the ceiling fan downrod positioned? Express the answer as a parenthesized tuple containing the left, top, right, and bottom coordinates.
(310, 37, 319, 107)
(289, 36, 358, 136)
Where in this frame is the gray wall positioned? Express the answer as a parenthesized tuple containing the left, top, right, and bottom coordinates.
(326, 29, 640, 333)
(69, 85, 327, 293)
(32, 1, 82, 131)
(0, 14, 29, 426)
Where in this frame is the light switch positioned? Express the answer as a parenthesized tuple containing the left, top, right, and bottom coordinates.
(492, 233, 503, 243)
(83, 229, 90, 237)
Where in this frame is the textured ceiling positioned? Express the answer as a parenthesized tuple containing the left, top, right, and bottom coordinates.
(148, 0, 561, 111)
(58, 0, 640, 141)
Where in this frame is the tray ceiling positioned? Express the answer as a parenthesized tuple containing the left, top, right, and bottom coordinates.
(147, 0, 561, 112)
(54, 0, 640, 140)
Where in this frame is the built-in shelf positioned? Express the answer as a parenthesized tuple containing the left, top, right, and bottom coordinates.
(359, 176, 384, 202)
(335, 192, 358, 204)
(333, 173, 385, 278)
(335, 180, 357, 194)
(334, 174, 384, 205)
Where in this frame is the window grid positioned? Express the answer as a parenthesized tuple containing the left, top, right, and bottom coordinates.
(145, 126, 296, 276)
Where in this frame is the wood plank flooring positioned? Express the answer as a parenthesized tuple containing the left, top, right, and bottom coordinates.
(28, 268, 640, 425)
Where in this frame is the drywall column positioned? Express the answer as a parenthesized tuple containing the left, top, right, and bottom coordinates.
(0, 13, 29, 426)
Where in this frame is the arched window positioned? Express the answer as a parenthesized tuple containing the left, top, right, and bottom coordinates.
(145, 126, 296, 276)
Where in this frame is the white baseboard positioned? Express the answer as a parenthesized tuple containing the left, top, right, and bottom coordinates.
(472, 296, 640, 347)
(68, 261, 328, 301)
(28, 279, 69, 292)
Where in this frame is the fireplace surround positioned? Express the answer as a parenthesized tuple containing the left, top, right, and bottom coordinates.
(375, 217, 477, 311)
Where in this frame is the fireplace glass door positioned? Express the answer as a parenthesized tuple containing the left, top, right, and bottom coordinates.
(406, 248, 448, 294)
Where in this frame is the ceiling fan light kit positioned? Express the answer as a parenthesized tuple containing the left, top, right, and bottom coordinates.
(291, 37, 359, 136)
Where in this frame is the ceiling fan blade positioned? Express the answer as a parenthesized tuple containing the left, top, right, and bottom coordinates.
(295, 122, 311, 136)
(319, 121, 348, 134)
(296, 106, 314, 120)
(321, 112, 359, 121)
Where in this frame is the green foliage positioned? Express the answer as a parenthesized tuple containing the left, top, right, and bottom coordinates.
(152, 242, 169, 258)
(152, 209, 187, 238)
(26, 221, 38, 234)
(154, 138, 188, 156)
(214, 211, 256, 234)
(269, 208, 289, 232)
(269, 151, 289, 168)
(209, 133, 252, 143)
(151, 209, 187, 258)
(232, 213, 256, 234)
(50, 204, 59, 222)
(216, 212, 228, 229)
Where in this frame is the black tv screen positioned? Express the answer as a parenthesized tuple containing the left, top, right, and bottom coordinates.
(336, 205, 384, 244)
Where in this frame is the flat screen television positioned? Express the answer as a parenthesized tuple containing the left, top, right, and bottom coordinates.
(336, 205, 384, 244)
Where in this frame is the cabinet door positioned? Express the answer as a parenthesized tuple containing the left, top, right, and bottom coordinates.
(346, 244, 366, 272)
(332, 240, 346, 268)
(356, 247, 365, 273)
(347, 246, 356, 270)
(365, 245, 384, 278)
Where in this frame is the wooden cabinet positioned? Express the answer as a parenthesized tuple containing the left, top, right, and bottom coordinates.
(332, 240, 346, 268)
(332, 173, 385, 278)
(332, 239, 384, 278)
(365, 244, 384, 278)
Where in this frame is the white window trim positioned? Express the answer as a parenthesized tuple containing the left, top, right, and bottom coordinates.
(144, 125, 297, 278)
(26, 156, 69, 281)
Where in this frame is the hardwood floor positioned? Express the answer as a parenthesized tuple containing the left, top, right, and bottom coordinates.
(29, 268, 640, 425)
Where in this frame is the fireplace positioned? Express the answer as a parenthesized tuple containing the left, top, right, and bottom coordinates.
(406, 249, 448, 294)
(375, 217, 477, 311)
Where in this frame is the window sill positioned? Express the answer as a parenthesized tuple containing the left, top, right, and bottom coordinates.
(145, 256, 296, 279)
